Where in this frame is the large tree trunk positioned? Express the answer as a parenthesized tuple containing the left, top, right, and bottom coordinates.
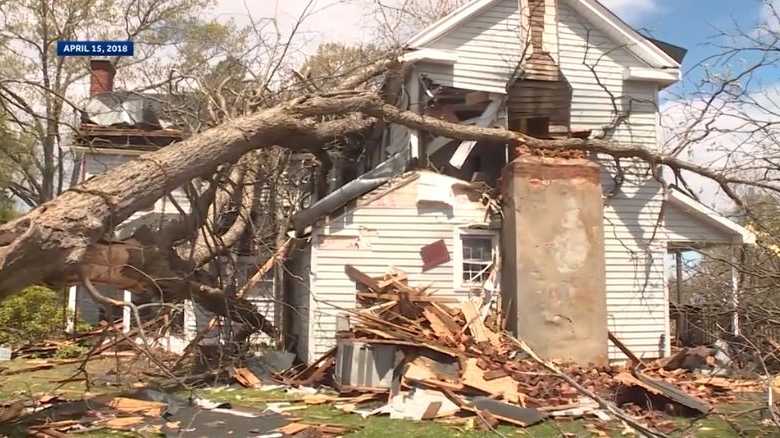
(0, 87, 757, 320)
(0, 103, 370, 299)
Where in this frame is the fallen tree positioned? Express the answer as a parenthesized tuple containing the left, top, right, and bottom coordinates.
(0, 59, 775, 338)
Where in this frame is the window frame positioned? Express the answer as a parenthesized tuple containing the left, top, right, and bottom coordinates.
(453, 227, 499, 291)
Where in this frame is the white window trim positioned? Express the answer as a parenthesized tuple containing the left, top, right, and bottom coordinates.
(453, 227, 499, 292)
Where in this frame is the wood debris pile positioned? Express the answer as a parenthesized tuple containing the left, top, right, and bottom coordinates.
(276, 265, 763, 432)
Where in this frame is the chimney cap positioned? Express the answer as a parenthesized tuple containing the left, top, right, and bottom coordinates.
(89, 59, 116, 96)
(90, 58, 115, 71)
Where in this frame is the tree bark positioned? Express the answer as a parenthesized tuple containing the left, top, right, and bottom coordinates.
(0, 88, 762, 307)
(0, 104, 370, 299)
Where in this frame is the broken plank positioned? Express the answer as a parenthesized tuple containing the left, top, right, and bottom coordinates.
(615, 371, 712, 415)
(106, 397, 166, 417)
(345, 265, 382, 291)
(469, 396, 546, 427)
(461, 299, 489, 343)
(101, 416, 146, 429)
(423, 308, 455, 339)
(428, 304, 462, 335)
(275, 422, 314, 435)
(358, 292, 457, 303)
(483, 368, 509, 381)
(461, 358, 523, 404)
(608, 331, 644, 368)
(232, 367, 262, 388)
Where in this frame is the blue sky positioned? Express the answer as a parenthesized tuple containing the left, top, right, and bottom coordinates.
(614, 0, 770, 77)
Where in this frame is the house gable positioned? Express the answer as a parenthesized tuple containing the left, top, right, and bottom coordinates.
(407, 0, 680, 70)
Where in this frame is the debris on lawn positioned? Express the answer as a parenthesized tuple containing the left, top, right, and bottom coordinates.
(0, 264, 770, 436)
(269, 265, 763, 434)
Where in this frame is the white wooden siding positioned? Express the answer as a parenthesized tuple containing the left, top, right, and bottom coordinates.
(83, 152, 191, 216)
(664, 202, 735, 243)
(419, 0, 522, 93)
(304, 173, 494, 360)
(555, 2, 667, 360)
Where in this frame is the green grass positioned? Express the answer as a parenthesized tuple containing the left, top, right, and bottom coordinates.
(2, 359, 779, 437)
(196, 386, 603, 437)
(0, 356, 144, 401)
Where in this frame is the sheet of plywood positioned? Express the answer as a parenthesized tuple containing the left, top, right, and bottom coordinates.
(462, 358, 523, 404)
(423, 308, 454, 339)
(461, 298, 501, 346)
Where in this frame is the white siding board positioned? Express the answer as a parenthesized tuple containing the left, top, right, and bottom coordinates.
(304, 174, 496, 360)
(558, 0, 665, 363)
(664, 202, 735, 243)
(419, 0, 522, 93)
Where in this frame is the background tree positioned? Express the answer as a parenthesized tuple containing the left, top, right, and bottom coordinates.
(0, 0, 209, 207)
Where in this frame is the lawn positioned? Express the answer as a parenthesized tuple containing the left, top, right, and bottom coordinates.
(0, 358, 777, 437)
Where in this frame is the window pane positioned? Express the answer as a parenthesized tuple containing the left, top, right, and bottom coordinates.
(463, 262, 490, 283)
(462, 236, 492, 262)
(461, 235, 493, 284)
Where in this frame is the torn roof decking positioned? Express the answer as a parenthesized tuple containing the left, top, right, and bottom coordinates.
(75, 124, 183, 152)
(292, 170, 490, 235)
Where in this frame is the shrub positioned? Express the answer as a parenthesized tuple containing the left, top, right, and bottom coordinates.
(0, 285, 63, 346)
(55, 343, 87, 359)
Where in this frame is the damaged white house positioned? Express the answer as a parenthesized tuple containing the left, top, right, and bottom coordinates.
(285, 0, 756, 364)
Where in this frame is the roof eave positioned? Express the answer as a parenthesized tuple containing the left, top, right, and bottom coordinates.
(667, 189, 757, 245)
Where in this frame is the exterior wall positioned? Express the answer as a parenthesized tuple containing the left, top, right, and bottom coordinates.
(287, 245, 313, 362)
(664, 203, 734, 244)
(556, 3, 667, 360)
(82, 152, 191, 217)
(419, 0, 522, 93)
(304, 172, 495, 361)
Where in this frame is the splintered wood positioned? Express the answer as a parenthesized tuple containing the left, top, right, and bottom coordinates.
(289, 265, 760, 432)
(231, 367, 262, 388)
(339, 265, 601, 415)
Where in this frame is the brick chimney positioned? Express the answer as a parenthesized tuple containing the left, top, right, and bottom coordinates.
(89, 59, 115, 96)
(522, 0, 560, 80)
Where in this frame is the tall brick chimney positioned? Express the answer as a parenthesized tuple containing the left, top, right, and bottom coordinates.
(89, 59, 115, 96)
(501, 156, 608, 366)
(522, 0, 560, 80)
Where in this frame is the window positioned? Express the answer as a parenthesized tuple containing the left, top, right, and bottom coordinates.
(455, 230, 497, 288)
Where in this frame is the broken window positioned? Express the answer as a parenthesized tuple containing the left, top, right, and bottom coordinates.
(458, 232, 497, 287)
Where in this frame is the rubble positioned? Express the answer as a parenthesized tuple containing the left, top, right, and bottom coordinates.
(270, 265, 762, 434)
(0, 265, 769, 436)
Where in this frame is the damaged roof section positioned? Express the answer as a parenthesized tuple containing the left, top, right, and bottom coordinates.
(76, 60, 183, 151)
(292, 151, 408, 234)
(292, 168, 492, 235)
